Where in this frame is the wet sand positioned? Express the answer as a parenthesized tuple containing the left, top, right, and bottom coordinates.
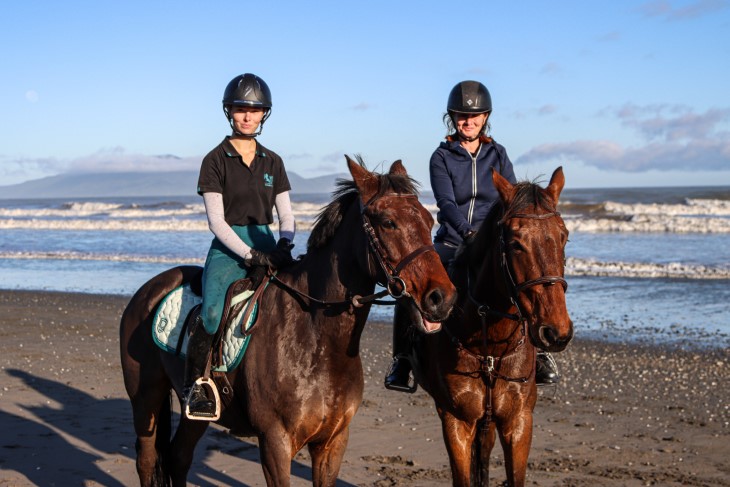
(0, 290, 727, 486)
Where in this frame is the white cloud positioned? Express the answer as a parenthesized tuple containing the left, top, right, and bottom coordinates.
(540, 62, 562, 75)
(64, 148, 200, 173)
(351, 102, 376, 111)
(1, 148, 201, 185)
(0, 154, 60, 182)
(538, 104, 558, 116)
(597, 31, 621, 42)
(639, 0, 729, 20)
(516, 105, 730, 172)
(286, 152, 314, 160)
(321, 151, 348, 163)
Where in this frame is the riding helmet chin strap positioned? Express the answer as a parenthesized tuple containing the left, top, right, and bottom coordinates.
(223, 107, 270, 137)
(227, 119, 264, 138)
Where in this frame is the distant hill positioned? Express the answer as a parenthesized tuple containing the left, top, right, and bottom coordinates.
(0, 171, 347, 199)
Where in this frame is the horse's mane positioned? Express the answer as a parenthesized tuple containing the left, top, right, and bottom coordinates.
(307, 157, 420, 250)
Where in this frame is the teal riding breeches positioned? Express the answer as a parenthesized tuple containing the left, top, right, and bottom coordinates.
(200, 224, 276, 335)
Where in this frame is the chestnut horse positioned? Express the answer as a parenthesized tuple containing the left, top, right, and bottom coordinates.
(119, 157, 455, 486)
(410, 167, 573, 486)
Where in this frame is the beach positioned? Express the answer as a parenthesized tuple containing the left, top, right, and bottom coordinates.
(0, 290, 728, 486)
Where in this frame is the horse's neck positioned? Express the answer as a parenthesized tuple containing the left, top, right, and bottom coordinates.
(295, 248, 374, 303)
(454, 223, 518, 347)
(288, 223, 376, 351)
(472, 227, 512, 312)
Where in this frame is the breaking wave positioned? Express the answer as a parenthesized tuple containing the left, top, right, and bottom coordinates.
(1, 251, 727, 280)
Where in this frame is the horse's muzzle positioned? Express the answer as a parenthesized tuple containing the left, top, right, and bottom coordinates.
(421, 285, 456, 323)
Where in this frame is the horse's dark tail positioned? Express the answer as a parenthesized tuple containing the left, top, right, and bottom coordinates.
(136, 391, 172, 487)
(470, 417, 490, 486)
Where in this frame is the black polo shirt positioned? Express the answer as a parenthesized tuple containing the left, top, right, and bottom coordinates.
(197, 137, 291, 226)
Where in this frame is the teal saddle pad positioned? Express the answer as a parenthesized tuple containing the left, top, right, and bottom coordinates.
(152, 283, 257, 372)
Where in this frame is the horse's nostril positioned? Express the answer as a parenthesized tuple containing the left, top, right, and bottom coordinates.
(427, 288, 444, 309)
(540, 326, 557, 344)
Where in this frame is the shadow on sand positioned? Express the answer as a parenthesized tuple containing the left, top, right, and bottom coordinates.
(1, 369, 357, 486)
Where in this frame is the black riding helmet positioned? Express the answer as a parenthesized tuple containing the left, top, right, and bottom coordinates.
(446, 81, 492, 141)
(222, 73, 272, 136)
(447, 80, 492, 114)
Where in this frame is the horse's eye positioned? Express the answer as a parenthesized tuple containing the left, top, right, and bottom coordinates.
(383, 219, 397, 229)
(510, 241, 524, 252)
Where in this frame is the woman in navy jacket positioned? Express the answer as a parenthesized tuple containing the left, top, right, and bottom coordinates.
(384, 81, 559, 392)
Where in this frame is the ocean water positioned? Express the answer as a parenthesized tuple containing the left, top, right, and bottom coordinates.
(1, 186, 728, 348)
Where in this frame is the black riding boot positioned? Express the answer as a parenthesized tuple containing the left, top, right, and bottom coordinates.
(535, 351, 560, 385)
(183, 318, 216, 418)
(384, 303, 417, 393)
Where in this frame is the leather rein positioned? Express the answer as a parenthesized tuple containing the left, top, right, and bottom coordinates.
(267, 192, 437, 310)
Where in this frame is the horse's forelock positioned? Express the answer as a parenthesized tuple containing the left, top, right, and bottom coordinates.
(503, 181, 556, 219)
(376, 172, 420, 198)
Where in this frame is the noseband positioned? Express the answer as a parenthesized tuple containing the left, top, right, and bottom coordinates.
(361, 193, 437, 300)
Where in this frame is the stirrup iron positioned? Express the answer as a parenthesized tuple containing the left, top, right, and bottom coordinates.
(184, 377, 221, 421)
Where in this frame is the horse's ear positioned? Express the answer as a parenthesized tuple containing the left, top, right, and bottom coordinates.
(545, 166, 565, 204)
(346, 155, 379, 202)
(492, 168, 515, 204)
(388, 160, 407, 176)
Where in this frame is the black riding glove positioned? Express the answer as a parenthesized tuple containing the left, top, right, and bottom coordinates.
(248, 239, 295, 269)
(276, 237, 294, 252)
(272, 238, 295, 268)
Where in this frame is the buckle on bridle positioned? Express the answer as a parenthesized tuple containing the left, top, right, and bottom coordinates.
(485, 355, 495, 373)
(386, 276, 407, 299)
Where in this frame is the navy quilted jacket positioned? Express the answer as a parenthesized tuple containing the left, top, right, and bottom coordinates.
(429, 135, 516, 247)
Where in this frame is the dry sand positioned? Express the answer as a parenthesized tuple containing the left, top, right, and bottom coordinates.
(0, 290, 728, 486)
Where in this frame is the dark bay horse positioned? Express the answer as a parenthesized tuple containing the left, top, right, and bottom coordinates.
(119, 157, 456, 486)
(410, 167, 573, 486)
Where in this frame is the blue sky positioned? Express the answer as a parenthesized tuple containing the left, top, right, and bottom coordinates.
(1, 0, 729, 190)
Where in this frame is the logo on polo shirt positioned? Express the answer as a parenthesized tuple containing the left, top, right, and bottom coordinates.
(264, 173, 274, 187)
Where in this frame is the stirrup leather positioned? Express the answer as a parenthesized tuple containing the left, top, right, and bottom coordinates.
(184, 377, 221, 421)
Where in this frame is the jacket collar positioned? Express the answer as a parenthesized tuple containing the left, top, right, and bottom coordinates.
(442, 134, 494, 154)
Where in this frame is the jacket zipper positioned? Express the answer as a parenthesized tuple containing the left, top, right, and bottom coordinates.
(467, 143, 482, 225)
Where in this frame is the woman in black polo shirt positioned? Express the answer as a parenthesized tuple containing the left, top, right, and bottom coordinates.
(184, 73, 296, 418)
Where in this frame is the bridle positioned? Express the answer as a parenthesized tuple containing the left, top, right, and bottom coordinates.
(497, 211, 568, 310)
(268, 191, 438, 309)
(467, 210, 567, 324)
(360, 192, 437, 302)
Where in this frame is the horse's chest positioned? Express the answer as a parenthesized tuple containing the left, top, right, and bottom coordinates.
(449, 378, 532, 422)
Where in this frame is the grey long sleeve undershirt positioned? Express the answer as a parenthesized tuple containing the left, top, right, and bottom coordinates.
(202, 191, 296, 262)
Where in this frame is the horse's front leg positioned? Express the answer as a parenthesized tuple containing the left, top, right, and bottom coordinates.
(308, 424, 350, 487)
(497, 409, 534, 487)
(259, 425, 294, 486)
(439, 411, 477, 487)
(471, 420, 497, 486)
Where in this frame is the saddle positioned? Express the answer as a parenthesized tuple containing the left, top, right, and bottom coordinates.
(152, 269, 271, 371)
